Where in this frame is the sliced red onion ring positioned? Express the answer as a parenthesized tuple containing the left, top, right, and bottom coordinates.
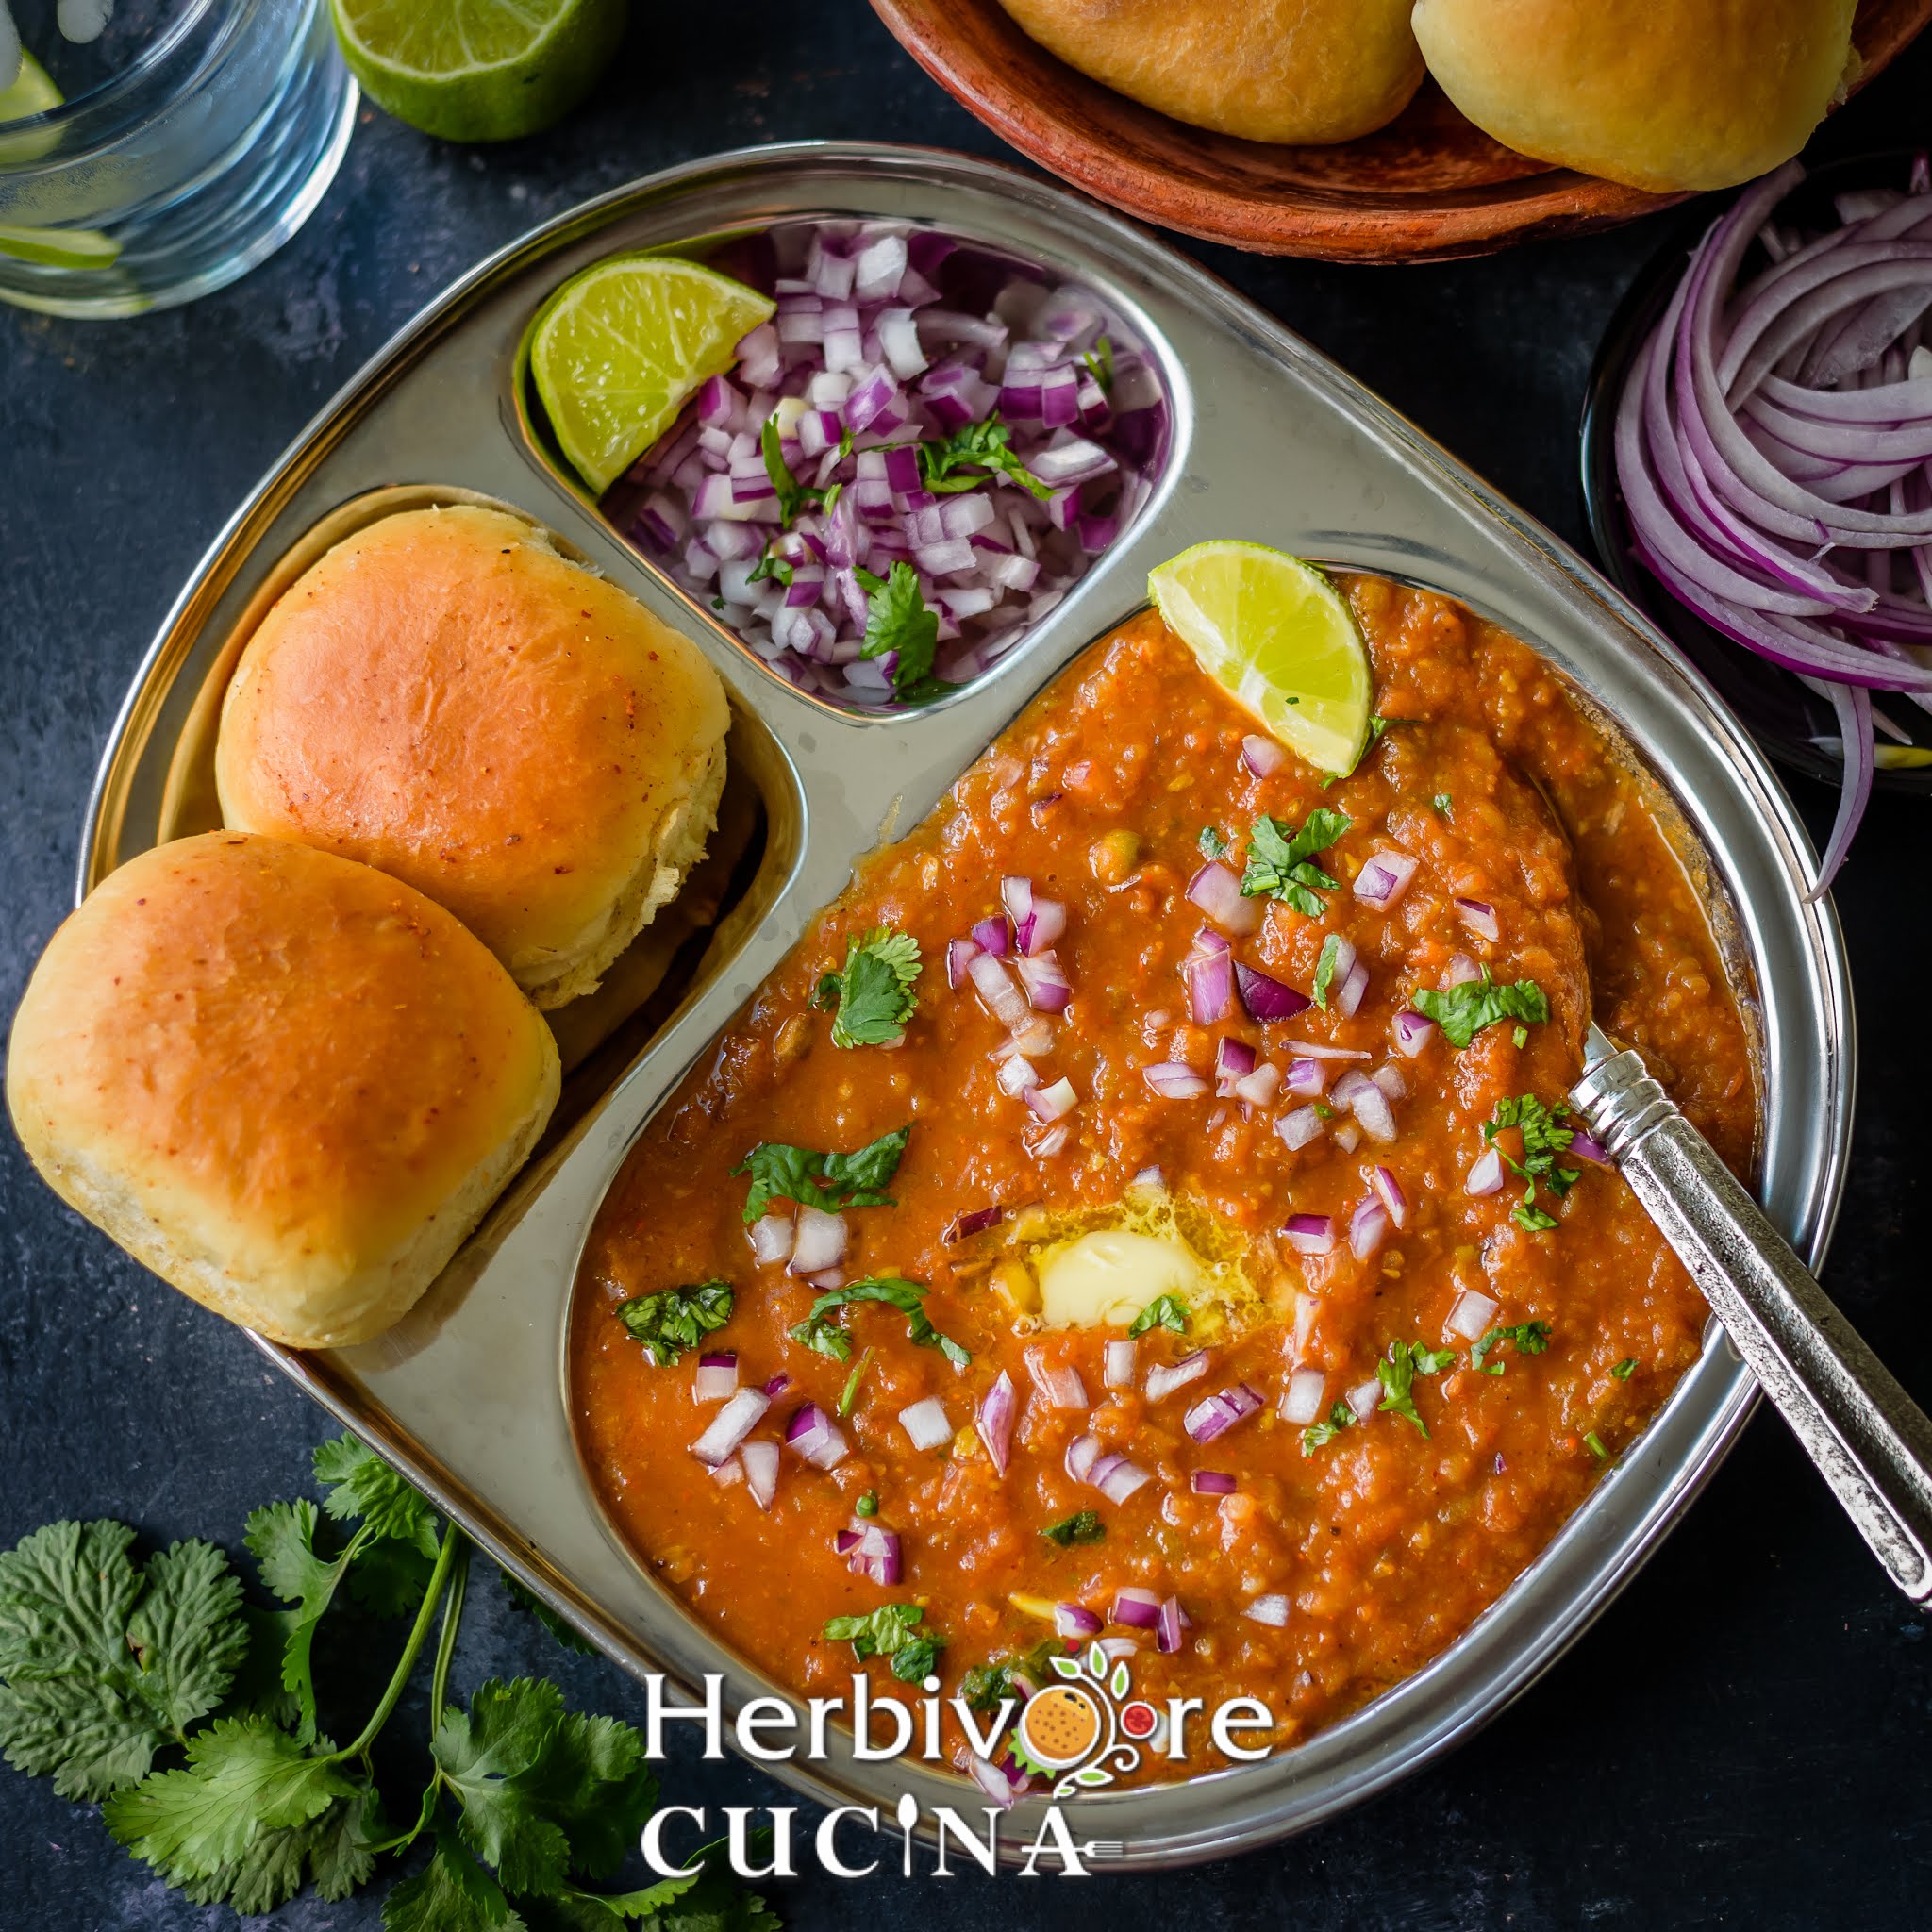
(1283, 1212, 1336, 1256)
(1280, 1038, 1372, 1060)
(1445, 1287, 1499, 1341)
(784, 1401, 851, 1470)
(1191, 1470, 1238, 1495)
(1244, 1594, 1291, 1627)
(1279, 1366, 1327, 1426)
(1143, 1350, 1210, 1403)
(693, 1352, 739, 1403)
(1236, 961, 1312, 1024)
(691, 1388, 771, 1466)
(899, 1396, 953, 1451)
(1186, 861, 1261, 935)
(1111, 1587, 1162, 1629)
(741, 1439, 779, 1508)
(977, 1369, 1016, 1474)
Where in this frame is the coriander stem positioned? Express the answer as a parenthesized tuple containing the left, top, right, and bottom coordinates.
(427, 1535, 470, 1734)
(336, 1523, 465, 1762)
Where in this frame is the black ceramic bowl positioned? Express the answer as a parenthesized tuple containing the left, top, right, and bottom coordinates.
(1579, 150, 1932, 796)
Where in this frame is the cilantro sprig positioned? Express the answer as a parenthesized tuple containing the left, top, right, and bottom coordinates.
(1041, 1510, 1106, 1548)
(854, 562, 947, 703)
(1412, 969, 1550, 1050)
(813, 926, 922, 1049)
(1, 1439, 770, 1927)
(790, 1275, 970, 1369)
(916, 415, 1052, 500)
(1241, 808, 1351, 916)
(734, 1124, 911, 1223)
(1484, 1094, 1580, 1230)
(1376, 1341, 1457, 1438)
(1126, 1293, 1190, 1339)
(617, 1280, 734, 1367)
(822, 1606, 945, 1684)
(760, 416, 828, 527)
(1471, 1320, 1553, 1374)
(1301, 1401, 1356, 1456)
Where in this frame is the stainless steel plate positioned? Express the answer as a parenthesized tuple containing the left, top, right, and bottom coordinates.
(79, 142, 1854, 1867)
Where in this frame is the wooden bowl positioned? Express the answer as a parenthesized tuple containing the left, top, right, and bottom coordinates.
(870, 0, 1932, 261)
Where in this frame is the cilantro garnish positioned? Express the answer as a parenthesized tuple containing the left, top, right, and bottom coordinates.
(1470, 1320, 1553, 1374)
(1301, 1401, 1356, 1456)
(1484, 1094, 1580, 1230)
(1585, 1431, 1609, 1460)
(1611, 1357, 1638, 1381)
(812, 925, 922, 1048)
(734, 1124, 911, 1222)
(1376, 1341, 1456, 1437)
(1512, 1024, 1529, 1048)
(1412, 969, 1550, 1049)
(916, 415, 1052, 500)
(796, 1275, 970, 1370)
(1367, 714, 1391, 745)
(854, 561, 947, 702)
(838, 1346, 875, 1416)
(1081, 334, 1114, 392)
(2, 1440, 766, 1926)
(760, 415, 826, 525)
(1241, 808, 1352, 916)
(1433, 792, 1453, 814)
(823, 1605, 946, 1683)
(959, 1639, 1058, 1714)
(1312, 932, 1345, 1009)
(1313, 1100, 1335, 1119)
(1127, 1293, 1190, 1339)
(1199, 825, 1229, 860)
(1041, 1510, 1106, 1548)
(747, 548, 792, 589)
(616, 1279, 733, 1367)
(855, 1491, 879, 1518)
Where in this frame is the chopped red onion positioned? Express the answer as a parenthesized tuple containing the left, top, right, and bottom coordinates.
(1031, 1123, 1071, 1159)
(1244, 1594, 1291, 1627)
(747, 1210, 793, 1265)
(1099, 1636, 1141, 1661)
(1445, 1287, 1499, 1341)
(1025, 1075, 1078, 1122)
(1346, 1376, 1382, 1422)
(1064, 1432, 1101, 1483)
(1186, 861, 1261, 935)
(1184, 946, 1235, 1024)
(996, 1052, 1037, 1098)
(784, 1401, 851, 1470)
(1143, 1060, 1211, 1099)
(1191, 1470, 1238, 1495)
(1236, 961, 1312, 1024)
(1333, 1123, 1362, 1154)
(1143, 1350, 1210, 1402)
(1016, 953, 1073, 1013)
(1184, 1383, 1263, 1443)
(1104, 1339, 1137, 1388)
(1337, 958, 1370, 1019)
(692, 1352, 739, 1403)
(1443, 953, 1482, 988)
(1284, 1057, 1326, 1097)
(1214, 1036, 1257, 1093)
(1393, 1010, 1436, 1058)
(967, 950, 1030, 1031)
(1455, 897, 1501, 943)
(1026, 1348, 1090, 1410)
(1009, 1014, 1054, 1057)
(1569, 1130, 1610, 1166)
(1233, 1061, 1283, 1107)
(977, 1369, 1016, 1474)
(1349, 1193, 1390, 1262)
(1372, 1062, 1407, 1104)
(710, 1457, 742, 1488)
(1283, 1212, 1336, 1255)
(1156, 1594, 1185, 1654)
(971, 914, 1010, 958)
(968, 1754, 1022, 1810)
(899, 1396, 953, 1451)
(1056, 1601, 1104, 1638)
(1281, 1039, 1372, 1061)
(1280, 1366, 1327, 1425)
(788, 1205, 847, 1275)
(691, 1388, 771, 1467)
(946, 937, 981, 989)
(1112, 1588, 1162, 1629)
(1371, 1165, 1408, 1227)
(1017, 898, 1068, 957)
(1277, 1103, 1325, 1151)
(762, 1372, 791, 1398)
(1354, 849, 1419, 910)
(1089, 1453, 1152, 1503)
(1241, 733, 1287, 776)
(741, 1439, 779, 1508)
(944, 1205, 1002, 1243)
(1466, 1147, 1506, 1196)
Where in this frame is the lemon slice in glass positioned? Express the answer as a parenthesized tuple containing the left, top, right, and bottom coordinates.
(529, 256, 776, 494)
(1149, 541, 1374, 776)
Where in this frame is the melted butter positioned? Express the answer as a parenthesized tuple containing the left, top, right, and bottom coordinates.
(1038, 1229, 1199, 1328)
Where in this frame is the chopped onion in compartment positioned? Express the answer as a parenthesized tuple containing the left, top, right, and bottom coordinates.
(609, 219, 1170, 709)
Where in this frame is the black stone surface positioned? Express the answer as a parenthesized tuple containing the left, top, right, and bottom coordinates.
(4, 11, 1930, 1928)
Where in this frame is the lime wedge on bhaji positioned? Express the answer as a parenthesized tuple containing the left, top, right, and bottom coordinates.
(531, 256, 776, 493)
(330, 0, 625, 142)
(1150, 541, 1374, 776)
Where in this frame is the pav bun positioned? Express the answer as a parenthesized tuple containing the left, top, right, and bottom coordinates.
(6, 833, 560, 1349)
(1411, 0, 1857, 192)
(215, 505, 730, 1010)
(995, 0, 1424, 146)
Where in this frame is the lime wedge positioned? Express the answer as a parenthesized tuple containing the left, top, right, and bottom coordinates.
(0, 51, 62, 121)
(1149, 541, 1374, 777)
(0, 221, 120, 270)
(330, 0, 625, 142)
(530, 256, 776, 493)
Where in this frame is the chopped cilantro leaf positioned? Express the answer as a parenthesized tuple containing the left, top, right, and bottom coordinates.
(1585, 1430, 1609, 1460)
(760, 416, 826, 525)
(1312, 932, 1345, 1009)
(960, 1640, 1058, 1714)
(734, 1124, 911, 1222)
(1312, 1101, 1335, 1120)
(1611, 1357, 1638, 1380)
(1127, 1293, 1190, 1339)
(1367, 714, 1390, 744)
(804, 1275, 970, 1368)
(617, 1280, 733, 1368)
(1412, 968, 1551, 1049)
(855, 561, 946, 701)
(814, 925, 922, 1048)
(1376, 1341, 1455, 1437)
(1301, 1401, 1356, 1456)
(1081, 335, 1113, 391)
(788, 1313, 852, 1364)
(1241, 808, 1351, 916)
(838, 1346, 875, 1416)
(917, 415, 1052, 500)
(1484, 1094, 1580, 1231)
(1433, 793, 1453, 814)
(1041, 1510, 1106, 1547)
(1512, 1024, 1529, 1048)
(823, 1605, 945, 1682)
(1199, 825, 1230, 860)
(1470, 1320, 1553, 1374)
(746, 548, 792, 588)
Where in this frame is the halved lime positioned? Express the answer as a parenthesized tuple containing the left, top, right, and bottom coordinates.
(0, 222, 120, 270)
(330, 0, 625, 143)
(530, 256, 776, 493)
(0, 51, 62, 122)
(1149, 541, 1374, 777)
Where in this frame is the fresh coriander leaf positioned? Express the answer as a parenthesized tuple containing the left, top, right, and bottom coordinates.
(177, 1781, 384, 1916)
(383, 1824, 521, 1932)
(838, 1346, 875, 1417)
(1081, 334, 1114, 391)
(855, 561, 942, 696)
(735, 1126, 912, 1224)
(824, 1604, 944, 1683)
(891, 1634, 946, 1683)
(746, 550, 792, 589)
(504, 1574, 598, 1657)
(0, 1521, 246, 1800)
(760, 417, 824, 526)
(1312, 1101, 1335, 1120)
(1312, 932, 1345, 1009)
(225, 1604, 303, 1728)
(1484, 1094, 1580, 1230)
(1513, 1200, 1560, 1232)
(562, 1837, 781, 1932)
(244, 1499, 361, 1746)
(1611, 1357, 1638, 1380)
(1127, 1293, 1190, 1339)
(103, 1714, 356, 1888)
(916, 416, 1052, 500)
(1512, 1024, 1529, 1048)
(1041, 1510, 1105, 1547)
(1198, 825, 1229, 860)
(1412, 969, 1550, 1049)
(432, 1676, 573, 1895)
(314, 1435, 441, 1554)
(1376, 1341, 1454, 1437)
(788, 1312, 852, 1363)
(1585, 1430, 1609, 1460)
(1410, 1342, 1458, 1374)
(807, 1275, 970, 1368)
(1301, 1401, 1356, 1456)
(959, 1640, 1058, 1715)
(855, 1491, 879, 1518)
(1469, 1321, 1552, 1374)
(617, 1281, 733, 1368)
(1433, 793, 1453, 814)
(1367, 714, 1390, 745)
(816, 925, 922, 1048)
(1241, 808, 1352, 915)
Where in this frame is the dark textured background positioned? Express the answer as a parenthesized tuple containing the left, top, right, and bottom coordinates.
(4, 9, 1930, 1928)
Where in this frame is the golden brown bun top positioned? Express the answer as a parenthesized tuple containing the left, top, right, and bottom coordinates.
(996, 0, 1424, 145)
(1411, 0, 1857, 192)
(6, 833, 556, 1308)
(214, 506, 729, 977)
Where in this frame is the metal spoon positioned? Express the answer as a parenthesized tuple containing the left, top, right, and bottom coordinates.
(1571, 1024, 1932, 1603)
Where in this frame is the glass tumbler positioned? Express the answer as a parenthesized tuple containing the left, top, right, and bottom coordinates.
(0, 0, 357, 318)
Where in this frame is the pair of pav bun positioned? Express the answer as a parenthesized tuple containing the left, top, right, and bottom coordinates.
(8, 506, 730, 1348)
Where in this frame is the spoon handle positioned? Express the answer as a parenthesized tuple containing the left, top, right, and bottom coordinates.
(1572, 1041, 1932, 1604)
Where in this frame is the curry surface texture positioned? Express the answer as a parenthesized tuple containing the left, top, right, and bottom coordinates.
(571, 576, 1756, 1781)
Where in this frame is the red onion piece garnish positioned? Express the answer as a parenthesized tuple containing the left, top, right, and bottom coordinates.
(1283, 1212, 1336, 1255)
(1143, 1350, 1210, 1403)
(946, 937, 981, 989)
(1392, 1010, 1436, 1058)
(944, 1204, 1003, 1243)
(899, 1396, 953, 1451)
(1183, 1383, 1263, 1443)
(1185, 861, 1261, 936)
(1235, 961, 1312, 1024)
(1445, 1286, 1499, 1341)
(1184, 945, 1235, 1024)
(1156, 1594, 1185, 1655)
(1056, 1601, 1104, 1638)
(977, 1369, 1016, 1474)
(692, 1352, 740, 1403)
(1015, 952, 1073, 1013)
(1354, 849, 1418, 910)
(788, 1205, 847, 1274)
(691, 1387, 770, 1467)
(1244, 1594, 1291, 1627)
(1191, 1470, 1238, 1495)
(971, 914, 1011, 958)
(1279, 1366, 1327, 1425)
(1026, 1350, 1091, 1410)
(1466, 1147, 1506, 1196)
(783, 1400, 851, 1470)
(1143, 1060, 1211, 1099)
(1276, 1103, 1325, 1151)
(1568, 1130, 1610, 1165)
(1104, 1338, 1138, 1388)
(1454, 897, 1500, 943)
(1111, 1587, 1162, 1629)
(1372, 1165, 1408, 1227)
(1349, 1193, 1390, 1261)
(741, 1439, 779, 1508)
(1241, 732, 1286, 776)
